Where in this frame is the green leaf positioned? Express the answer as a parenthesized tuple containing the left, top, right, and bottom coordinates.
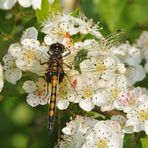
(127, 0, 148, 25)
(73, 49, 88, 73)
(36, 0, 62, 23)
(71, 9, 80, 17)
(95, 0, 128, 32)
(141, 136, 148, 148)
(0, 10, 15, 34)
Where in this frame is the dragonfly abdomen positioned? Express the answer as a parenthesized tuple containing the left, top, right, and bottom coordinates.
(48, 75, 58, 133)
(45, 57, 64, 133)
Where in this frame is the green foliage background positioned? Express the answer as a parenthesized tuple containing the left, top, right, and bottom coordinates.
(0, 0, 148, 148)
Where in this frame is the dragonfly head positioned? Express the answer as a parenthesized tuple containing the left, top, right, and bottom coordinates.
(49, 43, 65, 55)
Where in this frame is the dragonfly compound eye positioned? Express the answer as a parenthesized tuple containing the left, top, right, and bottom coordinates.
(50, 42, 65, 54)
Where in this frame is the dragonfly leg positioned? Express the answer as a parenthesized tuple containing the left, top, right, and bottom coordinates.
(62, 48, 71, 57)
(63, 62, 73, 69)
(40, 61, 48, 65)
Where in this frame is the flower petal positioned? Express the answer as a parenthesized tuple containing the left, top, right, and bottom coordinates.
(0, 0, 16, 10)
(26, 94, 40, 107)
(23, 80, 37, 93)
(18, 0, 32, 7)
(79, 99, 94, 111)
(57, 99, 69, 110)
(32, 0, 42, 9)
(21, 27, 38, 42)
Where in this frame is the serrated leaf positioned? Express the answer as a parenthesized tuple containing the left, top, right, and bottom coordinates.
(141, 137, 148, 148)
(36, 0, 62, 23)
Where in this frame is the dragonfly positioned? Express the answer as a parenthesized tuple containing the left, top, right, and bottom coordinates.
(14, 30, 135, 134)
(44, 42, 72, 133)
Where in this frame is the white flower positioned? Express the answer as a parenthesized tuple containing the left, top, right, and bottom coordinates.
(136, 31, 148, 59)
(42, 13, 79, 46)
(20, 27, 38, 42)
(114, 42, 142, 66)
(99, 75, 127, 111)
(0, 0, 54, 10)
(111, 115, 133, 134)
(110, 42, 145, 85)
(0, 0, 16, 10)
(126, 65, 146, 85)
(56, 74, 78, 110)
(58, 134, 83, 148)
(2, 53, 22, 84)
(126, 102, 148, 135)
(8, 39, 47, 74)
(80, 56, 126, 81)
(8, 27, 48, 75)
(124, 46, 141, 66)
(58, 116, 97, 148)
(42, 13, 102, 46)
(82, 120, 124, 148)
(71, 73, 99, 111)
(59, 116, 124, 148)
(75, 13, 102, 39)
(0, 64, 4, 92)
(62, 115, 97, 135)
(23, 78, 49, 107)
(114, 87, 148, 113)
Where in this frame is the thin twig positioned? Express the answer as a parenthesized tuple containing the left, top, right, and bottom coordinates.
(93, 107, 126, 117)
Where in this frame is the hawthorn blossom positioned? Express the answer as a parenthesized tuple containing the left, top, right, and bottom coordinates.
(42, 13, 102, 46)
(136, 31, 148, 59)
(74, 13, 102, 39)
(20, 27, 38, 42)
(62, 115, 97, 135)
(58, 116, 98, 148)
(70, 73, 99, 111)
(92, 75, 127, 111)
(58, 116, 124, 148)
(126, 102, 148, 135)
(2, 53, 22, 84)
(136, 31, 148, 73)
(111, 42, 145, 84)
(80, 56, 126, 81)
(0, 64, 4, 92)
(56, 76, 77, 110)
(111, 115, 133, 134)
(42, 13, 79, 46)
(23, 78, 49, 107)
(82, 120, 124, 148)
(0, 0, 54, 10)
(8, 27, 48, 75)
(114, 87, 148, 113)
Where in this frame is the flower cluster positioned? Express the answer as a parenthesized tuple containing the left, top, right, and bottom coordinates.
(57, 116, 124, 148)
(0, 0, 54, 10)
(0, 10, 148, 147)
(42, 13, 102, 47)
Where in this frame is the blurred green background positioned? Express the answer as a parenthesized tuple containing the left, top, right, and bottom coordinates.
(0, 0, 148, 148)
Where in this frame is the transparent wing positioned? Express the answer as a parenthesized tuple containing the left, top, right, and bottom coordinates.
(80, 30, 127, 51)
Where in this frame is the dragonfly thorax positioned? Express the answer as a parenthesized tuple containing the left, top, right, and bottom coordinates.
(49, 42, 65, 55)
